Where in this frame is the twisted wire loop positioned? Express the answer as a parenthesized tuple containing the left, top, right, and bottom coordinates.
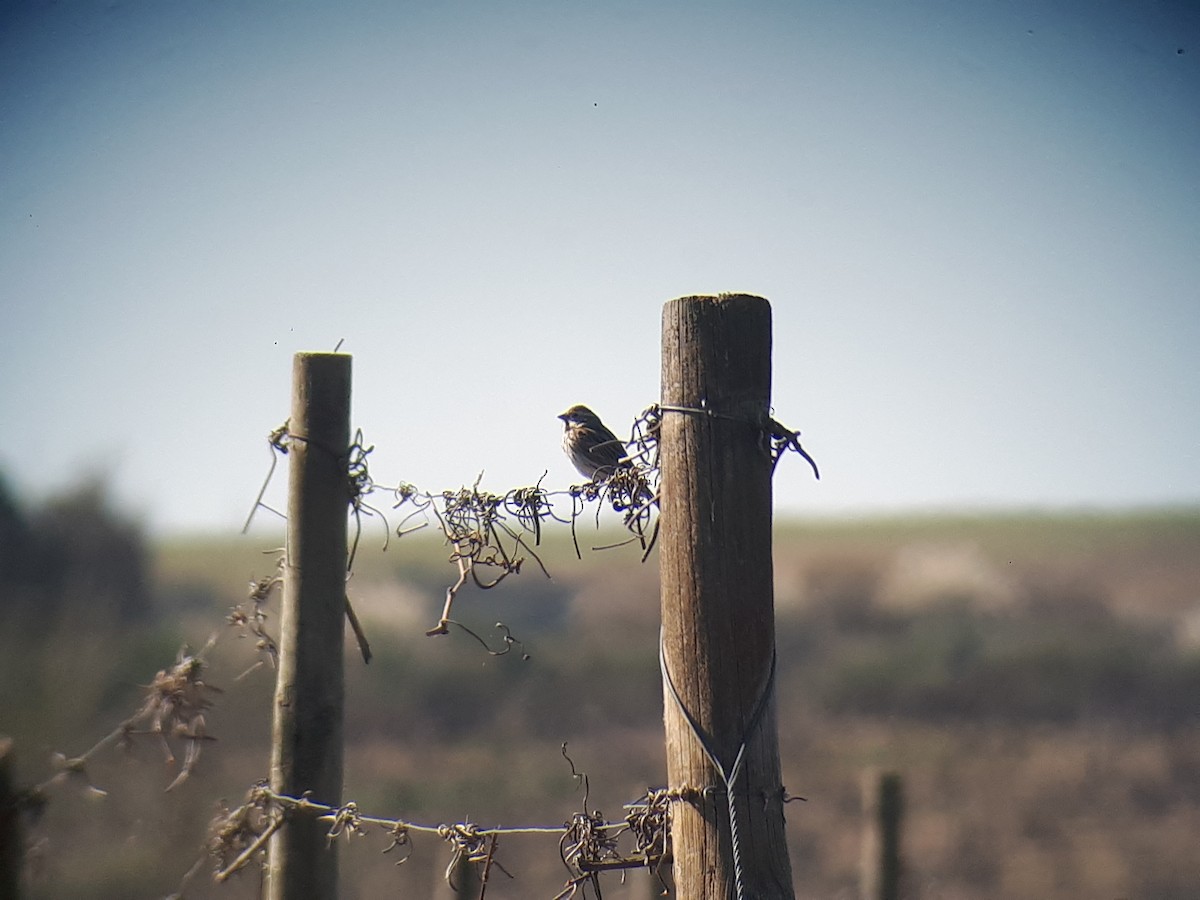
(554, 746, 677, 898)
(226, 555, 283, 677)
(557, 810, 616, 898)
(764, 415, 820, 478)
(656, 402, 820, 479)
(418, 473, 555, 638)
(209, 782, 280, 883)
(659, 632, 780, 900)
(325, 801, 367, 842)
(239, 420, 377, 662)
(382, 821, 413, 866)
(438, 821, 513, 889)
(622, 788, 674, 867)
(241, 419, 292, 532)
(335, 431, 379, 663)
(344, 428, 383, 571)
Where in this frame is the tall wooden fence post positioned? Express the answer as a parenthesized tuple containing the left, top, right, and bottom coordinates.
(265, 352, 351, 900)
(659, 295, 795, 898)
(860, 770, 903, 900)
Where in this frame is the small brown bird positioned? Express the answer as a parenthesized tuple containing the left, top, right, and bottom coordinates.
(558, 404, 629, 482)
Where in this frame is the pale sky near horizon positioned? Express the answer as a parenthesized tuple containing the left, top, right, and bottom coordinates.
(1, 1, 1197, 535)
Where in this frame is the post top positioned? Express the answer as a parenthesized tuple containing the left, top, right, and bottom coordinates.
(666, 293, 770, 311)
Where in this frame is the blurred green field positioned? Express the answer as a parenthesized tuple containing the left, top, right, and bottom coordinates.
(4, 506, 1199, 898)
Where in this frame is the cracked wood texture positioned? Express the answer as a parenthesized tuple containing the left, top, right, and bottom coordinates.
(660, 295, 795, 899)
(266, 352, 350, 900)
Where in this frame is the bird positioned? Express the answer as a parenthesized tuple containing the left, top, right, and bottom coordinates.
(558, 404, 630, 482)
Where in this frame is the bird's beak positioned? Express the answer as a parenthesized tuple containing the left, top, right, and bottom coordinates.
(557, 411, 570, 421)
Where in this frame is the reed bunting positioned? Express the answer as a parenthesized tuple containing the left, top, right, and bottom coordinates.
(558, 405, 630, 482)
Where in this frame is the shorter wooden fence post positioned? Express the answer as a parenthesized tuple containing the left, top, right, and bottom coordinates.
(265, 353, 351, 900)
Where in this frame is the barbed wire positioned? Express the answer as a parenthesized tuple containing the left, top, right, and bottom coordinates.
(6, 634, 686, 899)
(239, 402, 817, 647)
(195, 744, 679, 899)
(241, 406, 671, 645)
(12, 400, 818, 896)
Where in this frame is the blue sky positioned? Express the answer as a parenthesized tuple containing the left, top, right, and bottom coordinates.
(1, 1, 1197, 533)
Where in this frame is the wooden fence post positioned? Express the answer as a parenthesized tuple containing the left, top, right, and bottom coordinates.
(659, 295, 795, 898)
(0, 738, 20, 900)
(860, 770, 903, 900)
(265, 352, 351, 900)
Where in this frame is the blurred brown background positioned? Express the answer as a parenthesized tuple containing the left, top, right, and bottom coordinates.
(2, 476, 1198, 898)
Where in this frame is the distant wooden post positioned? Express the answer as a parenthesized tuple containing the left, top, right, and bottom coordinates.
(860, 770, 903, 900)
(265, 353, 351, 900)
(659, 295, 795, 898)
(0, 738, 20, 900)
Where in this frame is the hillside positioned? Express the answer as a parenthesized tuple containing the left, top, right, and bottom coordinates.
(4, 509, 1198, 898)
